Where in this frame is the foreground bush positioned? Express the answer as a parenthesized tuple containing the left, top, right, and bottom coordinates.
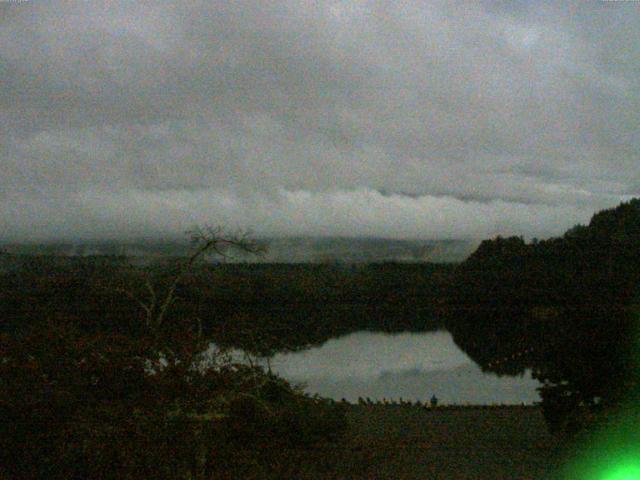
(0, 318, 346, 479)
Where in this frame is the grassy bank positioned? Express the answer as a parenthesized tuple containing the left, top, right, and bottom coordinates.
(287, 405, 563, 479)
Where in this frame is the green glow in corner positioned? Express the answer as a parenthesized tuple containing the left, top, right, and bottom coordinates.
(604, 464, 640, 480)
(554, 415, 640, 480)
(556, 314, 640, 480)
(558, 424, 640, 480)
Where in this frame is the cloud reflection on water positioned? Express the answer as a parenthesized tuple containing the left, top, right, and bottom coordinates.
(266, 331, 541, 404)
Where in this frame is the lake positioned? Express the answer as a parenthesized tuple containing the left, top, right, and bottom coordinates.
(215, 330, 542, 405)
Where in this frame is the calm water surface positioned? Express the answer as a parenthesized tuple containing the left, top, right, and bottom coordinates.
(228, 330, 541, 405)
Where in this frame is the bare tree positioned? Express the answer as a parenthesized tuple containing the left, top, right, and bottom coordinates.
(106, 226, 266, 345)
(155, 226, 265, 336)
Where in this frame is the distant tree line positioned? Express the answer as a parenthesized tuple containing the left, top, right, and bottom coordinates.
(0, 258, 452, 356)
(352, 397, 530, 410)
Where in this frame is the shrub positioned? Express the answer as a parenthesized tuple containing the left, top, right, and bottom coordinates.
(0, 319, 347, 479)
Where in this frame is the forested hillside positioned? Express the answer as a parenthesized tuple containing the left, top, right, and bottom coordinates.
(446, 198, 640, 432)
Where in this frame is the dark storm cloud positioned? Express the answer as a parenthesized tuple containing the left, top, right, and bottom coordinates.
(1, 1, 638, 241)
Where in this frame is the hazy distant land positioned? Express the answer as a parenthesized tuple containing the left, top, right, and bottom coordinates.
(1, 236, 477, 264)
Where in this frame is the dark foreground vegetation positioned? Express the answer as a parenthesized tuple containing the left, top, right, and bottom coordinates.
(0, 229, 351, 479)
(2, 199, 640, 478)
(0, 228, 456, 479)
(1, 317, 348, 479)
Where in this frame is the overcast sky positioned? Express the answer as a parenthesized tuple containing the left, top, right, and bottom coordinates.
(2, 1, 639, 242)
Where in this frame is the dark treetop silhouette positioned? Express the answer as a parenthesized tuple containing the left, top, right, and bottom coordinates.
(446, 199, 640, 433)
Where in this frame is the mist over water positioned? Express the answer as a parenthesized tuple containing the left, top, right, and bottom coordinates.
(220, 331, 542, 405)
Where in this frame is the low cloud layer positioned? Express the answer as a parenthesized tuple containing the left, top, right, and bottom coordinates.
(2, 1, 639, 241)
(2, 187, 600, 241)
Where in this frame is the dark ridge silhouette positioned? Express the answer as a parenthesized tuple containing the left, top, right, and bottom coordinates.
(445, 198, 640, 433)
